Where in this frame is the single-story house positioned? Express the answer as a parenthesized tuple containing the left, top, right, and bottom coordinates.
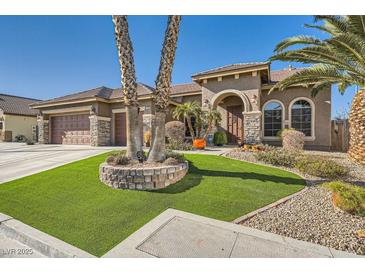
(30, 61, 331, 150)
(0, 93, 40, 142)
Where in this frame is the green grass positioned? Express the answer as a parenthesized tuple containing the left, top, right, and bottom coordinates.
(0, 153, 305, 257)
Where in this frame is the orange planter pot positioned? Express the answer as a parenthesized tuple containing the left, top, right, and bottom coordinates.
(193, 139, 206, 149)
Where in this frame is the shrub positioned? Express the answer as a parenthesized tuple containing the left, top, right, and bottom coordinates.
(166, 141, 193, 151)
(280, 128, 305, 151)
(14, 135, 27, 142)
(295, 156, 349, 179)
(254, 147, 299, 167)
(165, 150, 185, 163)
(213, 131, 227, 146)
(165, 121, 185, 144)
(324, 181, 365, 216)
(144, 131, 151, 147)
(106, 150, 130, 166)
(163, 157, 180, 165)
(26, 139, 35, 145)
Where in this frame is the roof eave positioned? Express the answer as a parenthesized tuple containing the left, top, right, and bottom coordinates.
(192, 64, 270, 81)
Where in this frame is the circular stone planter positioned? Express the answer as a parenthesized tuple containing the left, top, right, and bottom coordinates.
(99, 161, 189, 190)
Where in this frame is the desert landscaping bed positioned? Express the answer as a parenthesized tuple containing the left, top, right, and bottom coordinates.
(240, 186, 365, 255)
(225, 149, 365, 185)
(225, 148, 365, 255)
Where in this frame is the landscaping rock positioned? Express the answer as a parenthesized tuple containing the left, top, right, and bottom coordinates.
(241, 186, 365, 255)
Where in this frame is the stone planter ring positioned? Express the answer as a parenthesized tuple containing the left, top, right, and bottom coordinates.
(99, 161, 189, 190)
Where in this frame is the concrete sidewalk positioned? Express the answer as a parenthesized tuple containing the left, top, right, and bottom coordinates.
(104, 209, 362, 258)
(0, 143, 115, 183)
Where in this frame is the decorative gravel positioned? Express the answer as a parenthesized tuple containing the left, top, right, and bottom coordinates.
(241, 186, 365, 255)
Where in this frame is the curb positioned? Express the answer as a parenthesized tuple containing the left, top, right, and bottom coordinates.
(232, 187, 309, 224)
(0, 213, 95, 258)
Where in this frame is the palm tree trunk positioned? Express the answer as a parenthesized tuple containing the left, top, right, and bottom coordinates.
(148, 15, 181, 162)
(186, 115, 196, 140)
(348, 89, 365, 165)
(112, 15, 142, 160)
(147, 112, 166, 161)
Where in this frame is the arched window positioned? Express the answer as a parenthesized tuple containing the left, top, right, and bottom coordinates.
(290, 99, 312, 136)
(263, 101, 283, 137)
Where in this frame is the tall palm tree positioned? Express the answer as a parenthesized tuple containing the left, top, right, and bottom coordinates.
(173, 101, 200, 140)
(148, 15, 182, 162)
(112, 15, 142, 160)
(269, 15, 365, 165)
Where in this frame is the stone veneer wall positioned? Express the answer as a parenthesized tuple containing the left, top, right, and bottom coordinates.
(37, 117, 49, 144)
(99, 161, 189, 190)
(243, 111, 262, 144)
(90, 115, 111, 146)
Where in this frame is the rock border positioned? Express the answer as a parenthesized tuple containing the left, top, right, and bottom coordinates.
(221, 153, 311, 224)
(99, 161, 189, 190)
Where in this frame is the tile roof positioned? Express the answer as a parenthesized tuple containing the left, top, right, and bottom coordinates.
(0, 93, 40, 116)
(31, 84, 155, 107)
(170, 82, 201, 95)
(192, 62, 270, 77)
(270, 67, 306, 83)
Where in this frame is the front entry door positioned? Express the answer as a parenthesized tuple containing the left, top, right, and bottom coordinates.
(227, 105, 243, 144)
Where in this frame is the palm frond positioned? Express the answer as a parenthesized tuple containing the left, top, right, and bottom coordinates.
(274, 35, 322, 52)
(269, 65, 359, 94)
(348, 15, 365, 37)
(314, 15, 349, 34)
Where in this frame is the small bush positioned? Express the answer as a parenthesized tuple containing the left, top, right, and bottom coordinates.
(213, 131, 227, 146)
(14, 135, 27, 142)
(165, 121, 185, 144)
(165, 150, 185, 163)
(144, 131, 151, 147)
(295, 156, 349, 179)
(324, 181, 365, 216)
(254, 147, 299, 167)
(280, 128, 305, 151)
(166, 141, 193, 151)
(26, 139, 35, 145)
(163, 157, 180, 166)
(106, 150, 130, 166)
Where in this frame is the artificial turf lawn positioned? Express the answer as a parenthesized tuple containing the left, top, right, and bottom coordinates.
(0, 153, 305, 257)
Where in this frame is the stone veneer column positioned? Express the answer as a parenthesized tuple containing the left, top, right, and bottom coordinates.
(243, 111, 262, 144)
(37, 116, 49, 144)
(89, 115, 111, 146)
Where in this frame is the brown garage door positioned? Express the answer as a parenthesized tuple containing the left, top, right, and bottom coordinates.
(115, 112, 127, 146)
(51, 114, 90, 145)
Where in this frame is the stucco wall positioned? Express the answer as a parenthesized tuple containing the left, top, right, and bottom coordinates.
(3, 114, 37, 141)
(261, 86, 331, 150)
(201, 73, 261, 111)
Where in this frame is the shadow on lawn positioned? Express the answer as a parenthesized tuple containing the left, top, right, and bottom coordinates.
(154, 161, 305, 194)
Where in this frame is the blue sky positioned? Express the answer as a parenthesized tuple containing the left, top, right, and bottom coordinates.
(0, 15, 357, 117)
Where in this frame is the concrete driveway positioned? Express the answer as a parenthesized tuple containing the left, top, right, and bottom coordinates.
(0, 143, 114, 184)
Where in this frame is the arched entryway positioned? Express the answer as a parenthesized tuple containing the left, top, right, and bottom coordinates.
(210, 90, 250, 144)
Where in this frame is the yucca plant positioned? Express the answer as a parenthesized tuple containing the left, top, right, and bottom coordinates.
(269, 15, 365, 165)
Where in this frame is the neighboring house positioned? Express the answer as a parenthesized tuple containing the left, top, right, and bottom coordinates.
(31, 62, 331, 150)
(0, 93, 40, 142)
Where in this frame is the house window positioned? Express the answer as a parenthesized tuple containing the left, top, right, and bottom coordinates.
(0, 121, 3, 130)
(263, 101, 283, 137)
(290, 99, 312, 136)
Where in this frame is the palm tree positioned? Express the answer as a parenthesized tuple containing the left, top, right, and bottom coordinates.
(269, 15, 365, 165)
(112, 15, 142, 160)
(148, 15, 182, 162)
(201, 107, 222, 140)
(173, 101, 200, 140)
